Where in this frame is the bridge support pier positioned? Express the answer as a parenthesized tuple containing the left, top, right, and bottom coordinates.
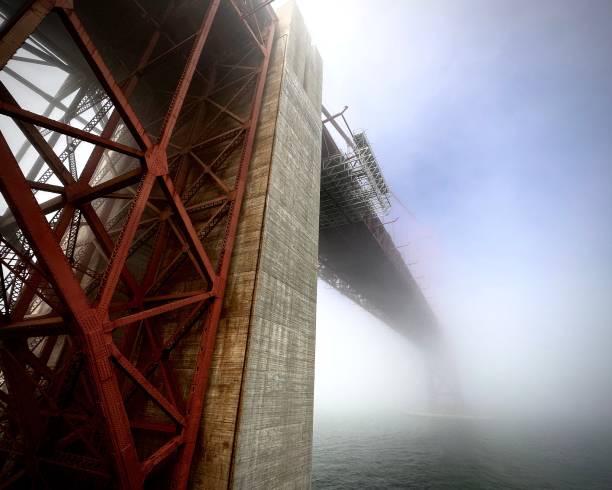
(193, 3, 322, 488)
(0, 1, 320, 488)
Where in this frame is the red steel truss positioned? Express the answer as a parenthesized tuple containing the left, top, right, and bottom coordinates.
(0, 0, 276, 488)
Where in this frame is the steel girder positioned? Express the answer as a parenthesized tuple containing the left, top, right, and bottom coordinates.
(0, 1, 276, 488)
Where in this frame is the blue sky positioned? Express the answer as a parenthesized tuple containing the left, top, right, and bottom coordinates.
(292, 0, 612, 417)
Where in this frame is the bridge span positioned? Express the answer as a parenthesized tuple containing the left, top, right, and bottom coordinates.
(319, 109, 437, 344)
(0, 1, 450, 489)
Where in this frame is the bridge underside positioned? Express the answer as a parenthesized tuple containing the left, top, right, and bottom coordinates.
(318, 123, 462, 413)
(318, 124, 438, 346)
(319, 220, 434, 341)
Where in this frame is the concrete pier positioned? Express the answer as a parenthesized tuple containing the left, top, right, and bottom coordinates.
(193, 3, 322, 488)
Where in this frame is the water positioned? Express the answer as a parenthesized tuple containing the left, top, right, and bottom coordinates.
(312, 414, 612, 489)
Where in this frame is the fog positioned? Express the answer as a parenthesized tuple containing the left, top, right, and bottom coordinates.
(293, 0, 612, 422)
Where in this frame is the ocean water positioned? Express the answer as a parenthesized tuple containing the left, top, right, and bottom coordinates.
(312, 414, 612, 489)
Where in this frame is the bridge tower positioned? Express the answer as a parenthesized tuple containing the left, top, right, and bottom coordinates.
(0, 0, 320, 488)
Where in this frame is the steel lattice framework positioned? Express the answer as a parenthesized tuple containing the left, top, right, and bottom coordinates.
(319, 115, 434, 338)
(320, 131, 390, 229)
(0, 0, 276, 488)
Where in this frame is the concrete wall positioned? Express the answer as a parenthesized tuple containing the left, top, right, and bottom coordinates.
(191, 3, 322, 489)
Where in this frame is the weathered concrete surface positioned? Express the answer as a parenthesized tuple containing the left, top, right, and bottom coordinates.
(191, 2, 322, 488)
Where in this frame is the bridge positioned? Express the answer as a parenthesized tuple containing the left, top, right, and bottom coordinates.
(319, 107, 437, 343)
(0, 1, 453, 489)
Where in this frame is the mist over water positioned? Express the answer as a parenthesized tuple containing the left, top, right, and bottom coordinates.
(314, 267, 612, 487)
(302, 0, 612, 487)
(314, 281, 612, 488)
(312, 414, 612, 489)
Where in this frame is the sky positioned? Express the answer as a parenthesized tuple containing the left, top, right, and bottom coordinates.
(289, 0, 612, 418)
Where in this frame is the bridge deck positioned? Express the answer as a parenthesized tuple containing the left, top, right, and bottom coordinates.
(318, 123, 438, 345)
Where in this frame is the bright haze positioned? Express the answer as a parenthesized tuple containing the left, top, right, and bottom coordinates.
(290, 0, 612, 419)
